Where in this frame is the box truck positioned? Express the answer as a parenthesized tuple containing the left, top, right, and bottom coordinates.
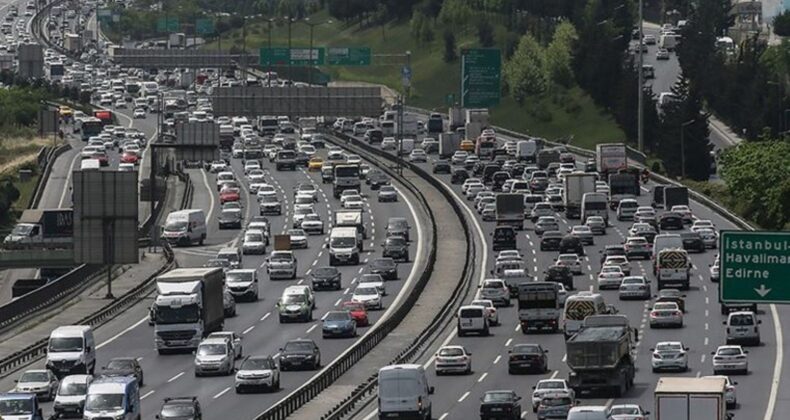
(3, 209, 73, 248)
(595, 143, 628, 176)
(563, 173, 597, 219)
(654, 377, 730, 420)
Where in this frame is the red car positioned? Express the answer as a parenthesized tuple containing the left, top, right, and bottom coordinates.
(120, 151, 139, 164)
(341, 301, 369, 327)
(91, 152, 110, 167)
(219, 187, 241, 204)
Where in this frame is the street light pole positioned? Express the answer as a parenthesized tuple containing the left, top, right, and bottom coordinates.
(638, 0, 644, 152)
(267, 19, 273, 87)
(287, 17, 293, 82)
(680, 119, 694, 179)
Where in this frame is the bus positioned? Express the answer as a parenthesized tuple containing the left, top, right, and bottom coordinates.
(78, 117, 103, 141)
(125, 81, 141, 97)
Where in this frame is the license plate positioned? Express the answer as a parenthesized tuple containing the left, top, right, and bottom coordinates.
(491, 408, 503, 412)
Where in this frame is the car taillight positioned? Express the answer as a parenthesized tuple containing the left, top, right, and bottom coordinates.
(675, 311, 682, 316)
(650, 312, 657, 318)
(417, 396, 422, 410)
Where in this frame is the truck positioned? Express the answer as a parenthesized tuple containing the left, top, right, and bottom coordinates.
(464, 122, 482, 144)
(178, 71, 195, 89)
(563, 173, 597, 219)
(448, 107, 464, 130)
(516, 140, 537, 162)
(333, 164, 361, 198)
(3, 209, 73, 248)
(334, 210, 367, 240)
(659, 33, 678, 51)
(396, 114, 419, 137)
(654, 377, 730, 420)
(566, 315, 637, 397)
(595, 143, 628, 177)
(536, 148, 561, 170)
(168, 32, 186, 48)
(608, 171, 641, 209)
(439, 132, 462, 158)
(517, 282, 561, 333)
(495, 194, 525, 230)
(663, 186, 689, 209)
(153, 268, 224, 354)
(656, 248, 691, 290)
(465, 108, 489, 127)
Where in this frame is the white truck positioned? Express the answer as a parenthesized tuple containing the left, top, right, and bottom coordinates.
(516, 140, 537, 162)
(518, 282, 561, 333)
(465, 108, 489, 127)
(329, 227, 361, 266)
(333, 164, 361, 198)
(654, 377, 730, 420)
(563, 173, 597, 219)
(595, 143, 627, 177)
(439, 132, 462, 158)
(3, 209, 73, 248)
(334, 210, 367, 240)
(153, 268, 225, 354)
(396, 114, 419, 137)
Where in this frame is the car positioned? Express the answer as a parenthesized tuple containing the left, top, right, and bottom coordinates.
(14, 369, 59, 401)
(207, 331, 243, 360)
(194, 337, 235, 376)
(219, 187, 241, 205)
(644, 34, 656, 44)
(258, 194, 282, 215)
(369, 257, 398, 280)
(710, 256, 720, 282)
(352, 284, 383, 310)
(695, 227, 718, 249)
(703, 375, 738, 408)
(530, 202, 554, 222)
(157, 397, 202, 420)
(619, 276, 651, 300)
(569, 225, 594, 245)
(535, 216, 559, 236)
(656, 48, 670, 60)
(300, 213, 324, 235)
(555, 254, 583, 275)
(382, 235, 409, 262)
(540, 231, 564, 251)
(649, 302, 683, 328)
(409, 149, 428, 162)
(681, 231, 706, 253)
(481, 205, 497, 221)
(120, 151, 139, 164)
(343, 194, 365, 210)
(691, 219, 715, 230)
(279, 339, 321, 371)
(223, 288, 236, 317)
(655, 288, 686, 312)
(597, 265, 625, 290)
(433, 159, 452, 174)
(378, 185, 398, 202)
(545, 265, 573, 290)
(322, 310, 357, 338)
(100, 357, 144, 386)
(114, 99, 126, 108)
(341, 301, 369, 327)
(603, 255, 631, 276)
(536, 393, 576, 420)
(480, 390, 522, 420)
(712, 345, 749, 375)
(217, 208, 242, 229)
(609, 404, 651, 420)
(471, 299, 499, 326)
(725, 311, 761, 346)
(242, 229, 266, 255)
(670, 205, 694, 223)
(247, 169, 266, 184)
(624, 237, 651, 259)
(558, 235, 584, 256)
(531, 379, 574, 412)
(435, 345, 473, 375)
(479, 279, 510, 307)
(651, 341, 689, 372)
(133, 108, 146, 118)
(308, 157, 324, 171)
(507, 344, 548, 374)
(659, 212, 684, 230)
(235, 355, 279, 393)
(310, 266, 342, 290)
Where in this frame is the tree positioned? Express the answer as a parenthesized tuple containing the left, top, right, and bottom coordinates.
(443, 30, 457, 62)
(676, 0, 732, 98)
(477, 18, 495, 47)
(438, 0, 474, 30)
(775, 11, 790, 36)
(504, 34, 547, 104)
(544, 21, 577, 87)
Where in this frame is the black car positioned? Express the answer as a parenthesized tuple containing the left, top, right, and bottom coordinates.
(559, 235, 584, 256)
(364, 128, 383, 144)
(218, 209, 242, 229)
(433, 159, 452, 174)
(386, 217, 411, 242)
(681, 232, 706, 253)
(157, 396, 202, 420)
(540, 231, 564, 251)
(369, 257, 398, 280)
(600, 245, 627, 265)
(101, 357, 144, 386)
(493, 226, 517, 251)
(367, 170, 390, 190)
(509, 163, 527, 178)
(279, 339, 321, 371)
(482, 164, 501, 184)
(295, 151, 310, 166)
(659, 212, 684, 230)
(507, 344, 549, 374)
(382, 235, 409, 262)
(491, 171, 511, 192)
(310, 266, 342, 290)
(480, 390, 522, 420)
(584, 159, 597, 172)
(545, 265, 573, 290)
(451, 168, 470, 184)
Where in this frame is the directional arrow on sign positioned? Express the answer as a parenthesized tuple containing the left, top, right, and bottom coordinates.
(755, 284, 772, 297)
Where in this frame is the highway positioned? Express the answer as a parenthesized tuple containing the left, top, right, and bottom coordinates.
(0, 136, 427, 418)
(347, 122, 783, 420)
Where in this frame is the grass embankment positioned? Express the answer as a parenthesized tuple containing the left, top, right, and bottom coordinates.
(0, 137, 52, 211)
(205, 12, 624, 148)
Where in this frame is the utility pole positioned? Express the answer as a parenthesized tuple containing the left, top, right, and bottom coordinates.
(267, 19, 273, 87)
(396, 96, 403, 176)
(287, 17, 293, 83)
(637, 0, 644, 153)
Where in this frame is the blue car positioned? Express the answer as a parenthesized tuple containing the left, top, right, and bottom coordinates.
(322, 311, 357, 338)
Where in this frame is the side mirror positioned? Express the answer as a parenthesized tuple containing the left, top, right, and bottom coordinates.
(723, 321, 727, 325)
(758, 320, 762, 324)
(428, 386, 435, 395)
(155, 415, 161, 419)
(515, 396, 522, 401)
(711, 351, 716, 355)
(649, 348, 655, 351)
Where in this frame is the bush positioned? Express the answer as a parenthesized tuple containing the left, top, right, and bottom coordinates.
(774, 11, 790, 36)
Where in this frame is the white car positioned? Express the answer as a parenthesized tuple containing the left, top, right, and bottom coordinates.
(470, 299, 499, 325)
(597, 265, 625, 290)
(14, 369, 59, 401)
(692, 219, 715, 230)
(671, 205, 693, 223)
(704, 375, 737, 408)
(235, 355, 279, 392)
(496, 250, 523, 262)
(352, 284, 383, 310)
(649, 302, 684, 328)
(343, 195, 365, 210)
(409, 149, 427, 162)
(339, 189, 360, 205)
(247, 169, 266, 184)
(434, 345, 472, 375)
(651, 341, 689, 372)
(244, 160, 261, 174)
(242, 229, 267, 255)
(210, 161, 229, 173)
(609, 404, 650, 420)
(461, 178, 483, 194)
(570, 225, 594, 245)
(531, 379, 574, 412)
(207, 331, 243, 359)
(555, 254, 582, 275)
(465, 184, 485, 200)
(133, 108, 146, 118)
(287, 229, 308, 249)
(712, 345, 749, 375)
(300, 214, 324, 235)
(603, 255, 631, 276)
(294, 183, 319, 202)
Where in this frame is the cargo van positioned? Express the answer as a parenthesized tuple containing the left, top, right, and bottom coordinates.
(46, 325, 96, 377)
(217, 247, 242, 269)
(161, 209, 206, 246)
(400, 138, 415, 155)
(83, 376, 140, 420)
(377, 364, 434, 420)
(516, 140, 537, 162)
(563, 293, 607, 338)
(652, 234, 683, 260)
(329, 227, 360, 266)
(457, 305, 490, 336)
(53, 374, 93, 418)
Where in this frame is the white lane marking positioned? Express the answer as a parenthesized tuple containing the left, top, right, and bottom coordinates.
(477, 372, 488, 382)
(200, 169, 216, 222)
(334, 298, 342, 306)
(701, 355, 706, 363)
(505, 338, 512, 347)
(260, 312, 271, 321)
(439, 414, 449, 420)
(765, 304, 783, 420)
(242, 325, 256, 335)
(458, 391, 470, 402)
(167, 372, 184, 383)
(550, 370, 558, 379)
(344, 287, 350, 294)
(96, 316, 148, 349)
(306, 325, 317, 334)
(141, 390, 155, 399)
(213, 387, 231, 399)
(704, 337, 709, 346)
(493, 355, 501, 364)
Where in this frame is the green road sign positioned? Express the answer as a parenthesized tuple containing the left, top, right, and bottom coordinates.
(720, 231, 790, 303)
(327, 47, 371, 66)
(460, 48, 501, 108)
(157, 17, 179, 33)
(260, 47, 325, 66)
(196, 18, 214, 35)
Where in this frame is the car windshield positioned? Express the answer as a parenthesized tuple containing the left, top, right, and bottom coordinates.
(332, 237, 357, 247)
(0, 398, 33, 415)
(271, 253, 292, 262)
(356, 287, 377, 295)
(283, 295, 306, 304)
(386, 237, 406, 246)
(483, 281, 503, 289)
(622, 278, 643, 285)
(59, 381, 87, 396)
(288, 229, 306, 237)
(284, 342, 314, 352)
(372, 259, 395, 269)
(610, 407, 640, 415)
(325, 312, 350, 321)
(261, 195, 278, 203)
(656, 343, 682, 352)
(85, 393, 124, 410)
(241, 358, 274, 370)
(160, 404, 195, 418)
(439, 347, 465, 357)
(245, 233, 263, 242)
(49, 336, 83, 352)
(483, 392, 514, 403)
(20, 372, 48, 382)
(164, 220, 188, 231)
(718, 347, 742, 356)
(654, 303, 677, 311)
(314, 268, 338, 277)
(107, 359, 134, 370)
(197, 344, 226, 356)
(227, 271, 253, 282)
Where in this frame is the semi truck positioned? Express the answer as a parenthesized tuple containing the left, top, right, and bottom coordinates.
(566, 315, 637, 397)
(595, 143, 628, 176)
(654, 377, 730, 420)
(466, 108, 489, 127)
(517, 282, 561, 333)
(153, 268, 225, 354)
(663, 186, 689, 209)
(495, 194, 525, 230)
(608, 171, 641, 209)
(563, 173, 597, 219)
(439, 132, 462, 158)
(3, 209, 73, 248)
(333, 164, 361, 198)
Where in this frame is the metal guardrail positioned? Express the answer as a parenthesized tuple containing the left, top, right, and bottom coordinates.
(255, 133, 445, 420)
(0, 168, 192, 378)
(28, 143, 71, 209)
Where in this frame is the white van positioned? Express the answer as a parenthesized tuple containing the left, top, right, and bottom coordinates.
(725, 311, 760, 346)
(567, 406, 613, 420)
(652, 233, 683, 260)
(54, 374, 93, 418)
(563, 293, 608, 338)
(80, 159, 100, 171)
(400, 138, 415, 155)
(582, 193, 609, 225)
(83, 376, 140, 420)
(457, 305, 490, 336)
(225, 269, 259, 302)
(217, 247, 242, 269)
(381, 121, 395, 137)
(378, 364, 434, 420)
(161, 209, 206, 246)
(329, 227, 360, 266)
(46, 326, 96, 377)
(516, 140, 537, 162)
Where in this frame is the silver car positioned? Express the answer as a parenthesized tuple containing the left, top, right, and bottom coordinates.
(15, 369, 59, 401)
(570, 225, 594, 245)
(242, 230, 266, 255)
(649, 302, 683, 328)
(712, 345, 749, 375)
(194, 338, 234, 376)
(651, 341, 689, 372)
(434, 345, 472, 375)
(235, 355, 280, 392)
(585, 216, 606, 235)
(479, 279, 510, 307)
(618, 276, 651, 300)
(535, 216, 559, 235)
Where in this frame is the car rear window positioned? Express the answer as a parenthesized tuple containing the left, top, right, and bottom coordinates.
(460, 308, 483, 318)
(730, 315, 754, 326)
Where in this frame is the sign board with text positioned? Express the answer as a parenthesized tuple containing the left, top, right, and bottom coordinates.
(157, 17, 180, 32)
(327, 47, 371, 66)
(720, 231, 790, 303)
(460, 48, 501, 108)
(259, 47, 325, 66)
(196, 18, 215, 35)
